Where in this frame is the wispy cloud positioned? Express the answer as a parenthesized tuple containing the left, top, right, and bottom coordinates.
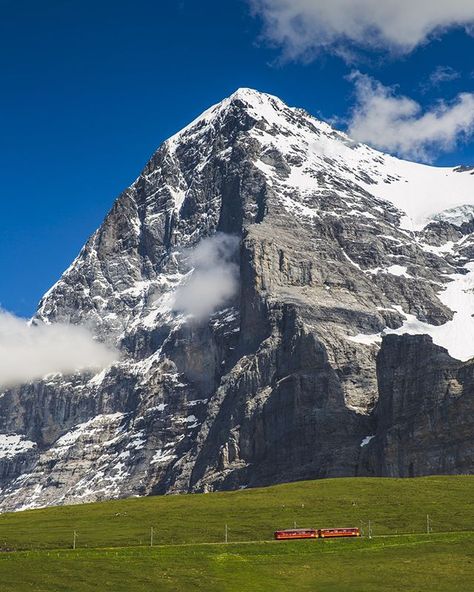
(172, 233, 240, 320)
(429, 66, 461, 86)
(347, 72, 474, 161)
(420, 66, 461, 93)
(249, 0, 474, 61)
(0, 311, 118, 389)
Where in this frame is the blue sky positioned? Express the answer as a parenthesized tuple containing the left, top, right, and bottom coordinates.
(1, 0, 474, 316)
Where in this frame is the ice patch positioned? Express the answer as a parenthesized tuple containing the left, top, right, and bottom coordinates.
(347, 333, 382, 346)
(150, 449, 177, 465)
(432, 205, 474, 227)
(187, 399, 208, 407)
(53, 413, 125, 452)
(421, 242, 456, 255)
(0, 434, 36, 459)
(387, 263, 474, 361)
(386, 265, 411, 278)
(348, 261, 474, 361)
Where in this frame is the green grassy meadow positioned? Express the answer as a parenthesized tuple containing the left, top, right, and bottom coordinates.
(0, 476, 473, 591)
(0, 533, 472, 592)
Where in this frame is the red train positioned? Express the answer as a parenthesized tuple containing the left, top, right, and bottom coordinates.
(319, 528, 361, 538)
(274, 527, 360, 540)
(274, 528, 318, 540)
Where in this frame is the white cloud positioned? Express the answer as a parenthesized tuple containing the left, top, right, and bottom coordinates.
(0, 311, 118, 389)
(347, 73, 474, 161)
(172, 233, 240, 320)
(428, 66, 461, 87)
(419, 66, 461, 93)
(250, 0, 474, 60)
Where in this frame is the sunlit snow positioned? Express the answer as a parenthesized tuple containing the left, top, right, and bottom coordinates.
(387, 263, 474, 361)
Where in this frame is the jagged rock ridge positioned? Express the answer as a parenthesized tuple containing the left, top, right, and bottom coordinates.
(0, 88, 473, 511)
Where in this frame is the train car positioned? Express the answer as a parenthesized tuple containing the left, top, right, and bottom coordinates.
(318, 527, 361, 538)
(274, 528, 318, 540)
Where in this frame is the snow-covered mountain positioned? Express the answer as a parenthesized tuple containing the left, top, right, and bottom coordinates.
(1, 88, 473, 511)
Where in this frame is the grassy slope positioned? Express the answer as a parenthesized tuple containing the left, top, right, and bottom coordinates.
(0, 476, 472, 550)
(0, 534, 473, 592)
(0, 476, 473, 591)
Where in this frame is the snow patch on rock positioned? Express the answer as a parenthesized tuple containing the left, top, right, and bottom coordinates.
(0, 435, 36, 459)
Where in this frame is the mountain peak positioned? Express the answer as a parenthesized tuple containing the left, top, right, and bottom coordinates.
(166, 88, 292, 144)
(163, 87, 474, 233)
(227, 87, 286, 108)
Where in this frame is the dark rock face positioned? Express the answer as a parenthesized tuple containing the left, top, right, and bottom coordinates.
(0, 88, 473, 511)
(360, 335, 474, 477)
(167, 304, 370, 495)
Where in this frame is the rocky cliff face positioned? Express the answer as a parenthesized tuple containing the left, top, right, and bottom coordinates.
(360, 334, 474, 478)
(0, 88, 473, 511)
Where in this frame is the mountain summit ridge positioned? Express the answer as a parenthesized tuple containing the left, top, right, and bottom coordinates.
(0, 89, 473, 511)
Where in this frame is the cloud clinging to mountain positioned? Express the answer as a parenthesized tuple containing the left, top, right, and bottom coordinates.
(172, 233, 240, 320)
(0, 311, 117, 389)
